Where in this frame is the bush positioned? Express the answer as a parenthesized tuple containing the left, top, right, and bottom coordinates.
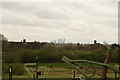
(3, 43, 119, 63)
(21, 49, 39, 63)
(3, 52, 21, 63)
(12, 63, 25, 75)
(2, 63, 8, 75)
(2, 63, 25, 75)
(111, 48, 120, 63)
(90, 49, 106, 62)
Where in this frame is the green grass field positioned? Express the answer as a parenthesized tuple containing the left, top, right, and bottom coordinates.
(38, 62, 119, 67)
(2, 62, 119, 79)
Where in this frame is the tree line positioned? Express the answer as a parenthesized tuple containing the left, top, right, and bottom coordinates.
(1, 34, 120, 63)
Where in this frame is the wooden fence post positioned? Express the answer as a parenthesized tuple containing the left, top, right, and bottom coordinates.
(9, 66, 12, 80)
(101, 48, 112, 80)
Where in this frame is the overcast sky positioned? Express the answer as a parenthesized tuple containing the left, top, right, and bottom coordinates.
(2, 2, 118, 44)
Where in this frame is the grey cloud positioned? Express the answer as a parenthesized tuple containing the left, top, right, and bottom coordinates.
(2, 2, 118, 43)
(2, 9, 71, 29)
(3, 2, 69, 19)
(3, 2, 73, 29)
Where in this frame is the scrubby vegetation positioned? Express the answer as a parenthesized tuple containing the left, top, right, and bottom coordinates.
(2, 41, 120, 63)
(1, 34, 120, 75)
(2, 63, 25, 75)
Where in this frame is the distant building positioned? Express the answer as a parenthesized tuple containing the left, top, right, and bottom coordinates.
(58, 38, 66, 44)
(52, 40, 57, 44)
(58, 38, 62, 44)
(63, 38, 65, 44)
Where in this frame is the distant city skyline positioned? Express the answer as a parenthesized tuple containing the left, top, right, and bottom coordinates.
(2, 2, 118, 44)
(7, 38, 114, 45)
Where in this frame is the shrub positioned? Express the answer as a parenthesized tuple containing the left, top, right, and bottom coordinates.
(2, 63, 25, 75)
(3, 52, 21, 63)
(111, 48, 120, 63)
(90, 49, 106, 62)
(11, 63, 25, 75)
(2, 63, 8, 75)
(21, 49, 39, 63)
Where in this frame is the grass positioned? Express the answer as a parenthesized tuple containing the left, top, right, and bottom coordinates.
(2, 62, 119, 79)
(38, 63, 70, 67)
(2, 73, 117, 78)
(38, 62, 119, 67)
